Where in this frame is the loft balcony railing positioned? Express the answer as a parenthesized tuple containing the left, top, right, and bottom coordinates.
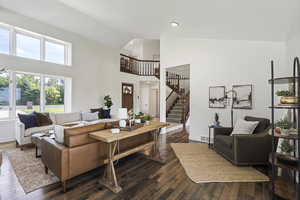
(120, 54, 160, 76)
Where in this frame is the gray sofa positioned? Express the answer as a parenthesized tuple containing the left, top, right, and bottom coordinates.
(213, 116, 272, 166)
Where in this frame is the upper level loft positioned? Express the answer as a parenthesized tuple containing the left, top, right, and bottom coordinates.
(120, 53, 160, 76)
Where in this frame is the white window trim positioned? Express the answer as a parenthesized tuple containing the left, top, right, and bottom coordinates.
(0, 22, 72, 66)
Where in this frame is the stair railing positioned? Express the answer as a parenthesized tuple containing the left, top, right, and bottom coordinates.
(120, 54, 160, 76)
(181, 91, 190, 129)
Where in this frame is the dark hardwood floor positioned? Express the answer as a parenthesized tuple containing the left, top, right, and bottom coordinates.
(0, 130, 281, 200)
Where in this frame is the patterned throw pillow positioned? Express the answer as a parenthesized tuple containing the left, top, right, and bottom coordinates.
(18, 113, 38, 129)
(33, 112, 53, 126)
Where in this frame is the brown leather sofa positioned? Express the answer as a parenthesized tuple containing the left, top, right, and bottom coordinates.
(41, 121, 153, 192)
(213, 116, 272, 166)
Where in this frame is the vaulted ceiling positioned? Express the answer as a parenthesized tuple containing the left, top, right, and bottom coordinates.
(0, 0, 298, 48)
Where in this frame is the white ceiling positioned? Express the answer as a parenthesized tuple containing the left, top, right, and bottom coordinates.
(0, 0, 299, 48)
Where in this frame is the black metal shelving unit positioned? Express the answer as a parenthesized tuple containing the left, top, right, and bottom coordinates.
(270, 57, 300, 200)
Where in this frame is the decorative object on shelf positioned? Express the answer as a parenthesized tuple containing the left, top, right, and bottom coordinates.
(143, 114, 153, 125)
(232, 84, 253, 109)
(209, 86, 226, 108)
(118, 108, 128, 128)
(275, 117, 294, 135)
(103, 95, 113, 118)
(276, 90, 298, 104)
(280, 139, 295, 154)
(213, 113, 221, 127)
(277, 154, 298, 168)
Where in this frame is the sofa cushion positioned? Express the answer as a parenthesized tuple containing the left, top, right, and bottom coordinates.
(34, 112, 53, 126)
(24, 125, 54, 137)
(244, 116, 270, 134)
(215, 135, 233, 149)
(81, 112, 99, 121)
(18, 113, 38, 129)
(52, 112, 81, 125)
(90, 108, 105, 119)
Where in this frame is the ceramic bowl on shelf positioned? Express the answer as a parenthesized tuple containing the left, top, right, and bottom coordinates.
(280, 96, 298, 104)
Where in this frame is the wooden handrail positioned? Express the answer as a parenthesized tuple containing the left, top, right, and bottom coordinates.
(120, 54, 160, 63)
(166, 90, 175, 101)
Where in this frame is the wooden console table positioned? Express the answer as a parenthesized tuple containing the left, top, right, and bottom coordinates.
(89, 122, 168, 193)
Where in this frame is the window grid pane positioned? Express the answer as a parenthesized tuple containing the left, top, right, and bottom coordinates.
(16, 33, 41, 60)
(16, 73, 41, 115)
(45, 41, 65, 65)
(44, 77, 65, 113)
(0, 72, 10, 119)
(0, 28, 9, 54)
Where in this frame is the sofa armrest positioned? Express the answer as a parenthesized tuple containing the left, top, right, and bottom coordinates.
(41, 137, 69, 181)
(15, 121, 25, 145)
(233, 133, 272, 164)
(214, 127, 233, 137)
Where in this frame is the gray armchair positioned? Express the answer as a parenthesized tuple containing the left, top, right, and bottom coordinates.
(213, 116, 272, 166)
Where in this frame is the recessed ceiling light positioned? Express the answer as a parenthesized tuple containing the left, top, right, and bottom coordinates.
(170, 21, 180, 27)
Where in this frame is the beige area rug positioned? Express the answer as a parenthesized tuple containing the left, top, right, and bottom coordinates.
(5, 148, 59, 193)
(170, 143, 270, 183)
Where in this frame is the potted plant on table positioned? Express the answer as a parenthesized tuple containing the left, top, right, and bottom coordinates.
(143, 114, 153, 125)
(103, 95, 113, 118)
(276, 90, 298, 104)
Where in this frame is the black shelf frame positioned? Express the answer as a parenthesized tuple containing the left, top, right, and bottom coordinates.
(270, 57, 300, 200)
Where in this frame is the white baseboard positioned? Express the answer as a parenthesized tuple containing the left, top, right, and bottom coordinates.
(0, 138, 15, 143)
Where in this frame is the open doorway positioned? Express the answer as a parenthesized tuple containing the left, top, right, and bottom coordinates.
(166, 65, 190, 130)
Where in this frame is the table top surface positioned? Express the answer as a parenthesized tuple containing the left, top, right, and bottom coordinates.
(89, 122, 169, 143)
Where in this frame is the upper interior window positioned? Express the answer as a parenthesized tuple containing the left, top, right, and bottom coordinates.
(45, 41, 65, 65)
(16, 33, 41, 60)
(0, 22, 72, 66)
(0, 28, 9, 54)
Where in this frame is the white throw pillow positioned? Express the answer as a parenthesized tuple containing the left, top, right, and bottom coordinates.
(81, 112, 99, 121)
(231, 119, 259, 135)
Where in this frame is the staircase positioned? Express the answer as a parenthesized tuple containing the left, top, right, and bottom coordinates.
(120, 53, 190, 126)
(167, 98, 184, 123)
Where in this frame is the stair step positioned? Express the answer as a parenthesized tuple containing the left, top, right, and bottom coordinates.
(168, 114, 181, 118)
(167, 119, 182, 123)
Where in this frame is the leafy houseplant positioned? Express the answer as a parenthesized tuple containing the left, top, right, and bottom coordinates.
(276, 90, 298, 104)
(276, 90, 294, 97)
(144, 114, 153, 125)
(275, 117, 293, 130)
(280, 140, 295, 154)
(103, 95, 113, 118)
(104, 95, 113, 109)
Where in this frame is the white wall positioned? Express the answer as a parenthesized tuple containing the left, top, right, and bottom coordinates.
(160, 36, 287, 141)
(0, 8, 121, 142)
(121, 39, 160, 60)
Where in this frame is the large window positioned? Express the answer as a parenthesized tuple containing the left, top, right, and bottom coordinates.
(0, 72, 10, 119)
(0, 22, 72, 66)
(0, 71, 70, 119)
(16, 33, 41, 60)
(0, 27, 9, 54)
